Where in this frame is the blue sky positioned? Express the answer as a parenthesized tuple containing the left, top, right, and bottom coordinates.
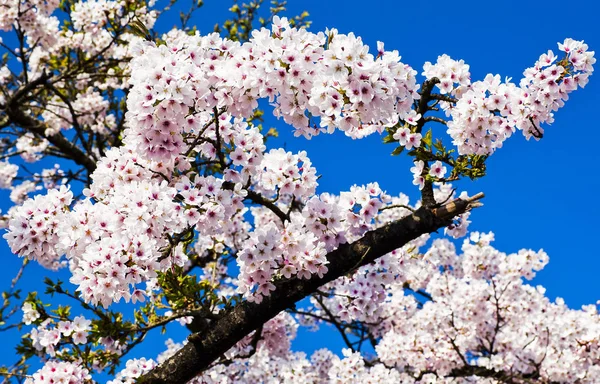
(1, 0, 600, 376)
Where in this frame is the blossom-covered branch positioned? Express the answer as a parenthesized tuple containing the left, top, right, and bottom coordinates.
(0, 0, 596, 383)
(139, 193, 484, 383)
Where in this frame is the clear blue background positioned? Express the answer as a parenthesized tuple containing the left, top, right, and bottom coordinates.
(1, 0, 599, 377)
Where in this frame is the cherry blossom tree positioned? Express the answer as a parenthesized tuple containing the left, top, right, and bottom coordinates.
(0, 0, 597, 383)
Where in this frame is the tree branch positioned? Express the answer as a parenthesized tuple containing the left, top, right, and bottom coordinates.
(222, 181, 289, 223)
(3, 73, 97, 173)
(5, 107, 97, 173)
(139, 193, 485, 384)
(415, 77, 440, 207)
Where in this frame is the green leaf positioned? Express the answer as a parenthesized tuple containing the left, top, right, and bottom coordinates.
(391, 146, 405, 156)
(382, 131, 396, 144)
(422, 129, 433, 148)
(128, 20, 152, 40)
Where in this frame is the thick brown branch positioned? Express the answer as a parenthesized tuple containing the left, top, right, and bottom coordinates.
(4, 71, 50, 105)
(415, 77, 440, 135)
(5, 107, 97, 173)
(139, 193, 484, 384)
(415, 77, 440, 207)
(448, 364, 545, 382)
(3, 73, 97, 173)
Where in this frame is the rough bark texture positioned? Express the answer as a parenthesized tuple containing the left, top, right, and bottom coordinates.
(140, 195, 482, 384)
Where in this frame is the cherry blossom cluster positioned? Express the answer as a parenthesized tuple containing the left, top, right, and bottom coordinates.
(0, 64, 10, 85)
(125, 16, 419, 162)
(254, 148, 318, 200)
(24, 360, 91, 384)
(68, 1, 157, 58)
(4, 150, 193, 306)
(427, 39, 595, 155)
(518, 38, 595, 138)
(9, 180, 41, 204)
(457, 231, 549, 280)
(173, 174, 245, 237)
(0, 0, 60, 50)
(107, 358, 156, 384)
(236, 215, 328, 303)
(222, 117, 266, 173)
(5, 144, 250, 307)
(392, 115, 422, 149)
(422, 54, 471, 94)
(370, 234, 599, 382)
(303, 183, 392, 250)
(64, 179, 188, 307)
(221, 117, 319, 202)
(83, 146, 165, 200)
(28, 315, 92, 357)
(410, 160, 425, 190)
(21, 301, 40, 325)
(444, 210, 471, 238)
(254, 312, 297, 358)
(3, 185, 73, 270)
(189, 347, 321, 384)
(0, 160, 18, 189)
(0, 0, 156, 64)
(15, 132, 49, 162)
(328, 349, 405, 383)
(70, 0, 124, 33)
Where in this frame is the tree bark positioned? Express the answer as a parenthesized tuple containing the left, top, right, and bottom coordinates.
(139, 193, 483, 383)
